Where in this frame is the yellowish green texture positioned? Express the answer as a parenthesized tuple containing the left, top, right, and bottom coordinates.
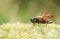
(0, 23, 60, 39)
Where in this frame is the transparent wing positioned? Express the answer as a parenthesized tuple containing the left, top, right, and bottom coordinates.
(41, 8, 48, 16)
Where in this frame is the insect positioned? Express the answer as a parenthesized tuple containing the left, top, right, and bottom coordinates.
(30, 8, 54, 24)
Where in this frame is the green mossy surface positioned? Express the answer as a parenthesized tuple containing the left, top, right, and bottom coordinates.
(0, 23, 60, 39)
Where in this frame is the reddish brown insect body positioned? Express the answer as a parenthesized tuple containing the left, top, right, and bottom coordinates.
(30, 8, 54, 24)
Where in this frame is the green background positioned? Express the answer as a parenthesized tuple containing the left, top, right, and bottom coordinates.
(0, 0, 60, 24)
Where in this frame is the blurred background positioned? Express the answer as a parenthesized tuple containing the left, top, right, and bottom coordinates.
(0, 0, 60, 24)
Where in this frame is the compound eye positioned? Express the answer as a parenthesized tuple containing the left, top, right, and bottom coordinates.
(33, 18, 36, 21)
